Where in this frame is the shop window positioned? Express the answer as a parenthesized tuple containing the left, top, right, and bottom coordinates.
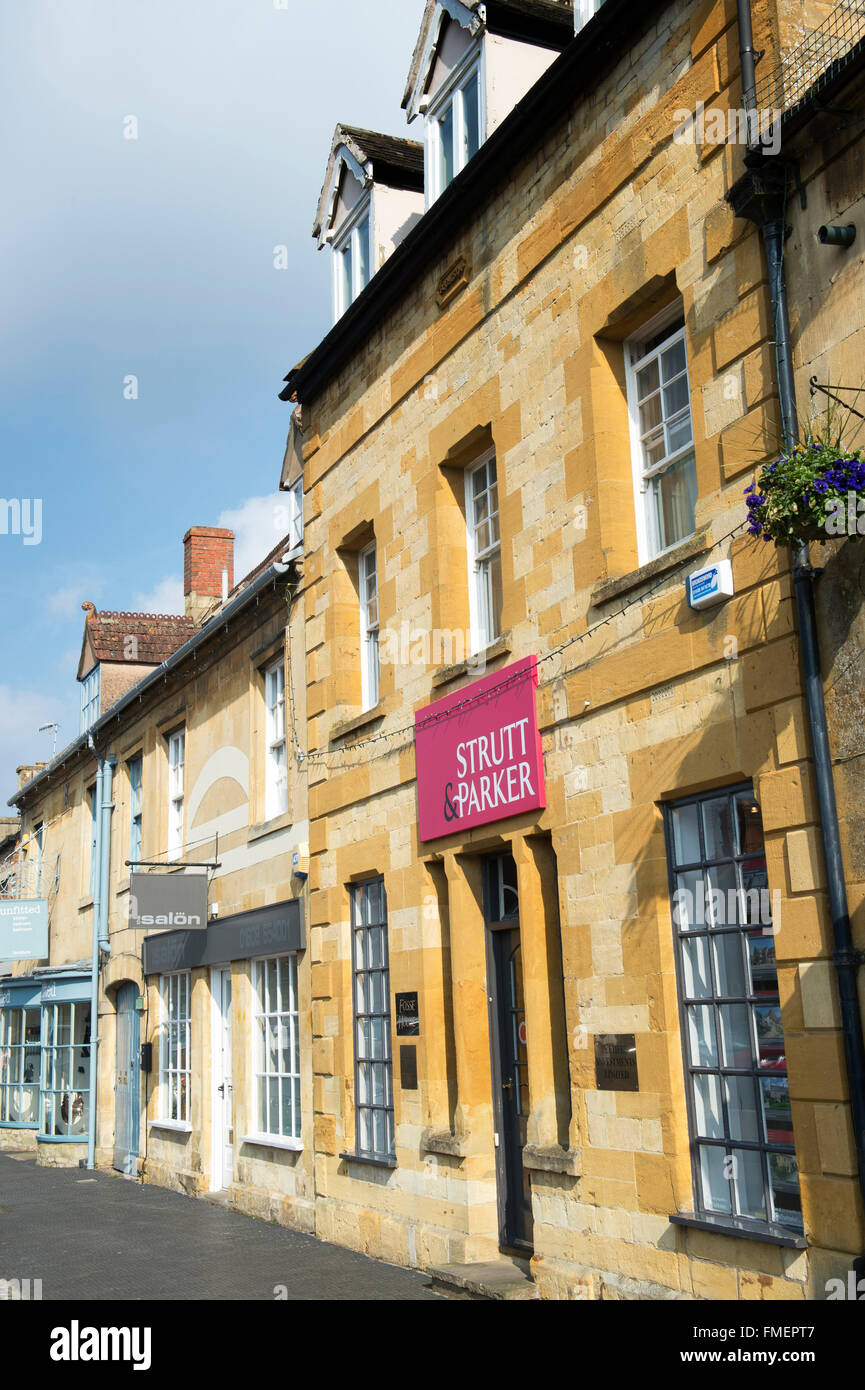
(0, 1006, 40, 1126)
(466, 451, 502, 653)
(252, 956, 300, 1141)
(351, 878, 394, 1161)
(159, 972, 191, 1125)
(664, 785, 803, 1235)
(40, 1001, 90, 1138)
(626, 312, 697, 562)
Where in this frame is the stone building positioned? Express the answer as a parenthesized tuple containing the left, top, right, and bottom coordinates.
(2, 520, 312, 1229)
(278, 0, 865, 1298)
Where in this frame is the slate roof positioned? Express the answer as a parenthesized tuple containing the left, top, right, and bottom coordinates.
(338, 126, 425, 185)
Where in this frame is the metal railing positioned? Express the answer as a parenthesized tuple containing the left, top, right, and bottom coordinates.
(755, 0, 865, 118)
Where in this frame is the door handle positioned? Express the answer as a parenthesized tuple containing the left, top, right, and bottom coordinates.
(502, 1078, 514, 1096)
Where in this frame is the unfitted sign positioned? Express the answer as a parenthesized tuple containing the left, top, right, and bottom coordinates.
(415, 655, 545, 841)
(0, 900, 48, 960)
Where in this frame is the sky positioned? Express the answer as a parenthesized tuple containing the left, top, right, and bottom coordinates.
(0, 0, 425, 800)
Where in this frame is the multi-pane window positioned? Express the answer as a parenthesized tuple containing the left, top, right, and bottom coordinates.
(665, 786, 803, 1234)
(428, 60, 482, 201)
(359, 541, 380, 711)
(167, 731, 185, 861)
(265, 660, 287, 821)
(159, 973, 191, 1125)
(333, 208, 371, 318)
(286, 479, 303, 550)
(253, 956, 300, 1141)
(466, 453, 502, 653)
(40, 1001, 90, 1138)
(128, 756, 143, 865)
(0, 1007, 40, 1125)
(351, 879, 394, 1161)
(88, 786, 98, 897)
(80, 665, 100, 734)
(628, 318, 697, 560)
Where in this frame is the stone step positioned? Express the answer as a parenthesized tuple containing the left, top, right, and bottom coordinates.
(427, 1258, 539, 1301)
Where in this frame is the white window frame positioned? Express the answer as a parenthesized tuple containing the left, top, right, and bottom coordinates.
(575, 0, 605, 32)
(264, 659, 288, 822)
(286, 478, 303, 551)
(80, 665, 100, 734)
(465, 450, 502, 656)
(626, 309, 697, 564)
(167, 730, 185, 862)
(359, 540, 380, 712)
(332, 195, 372, 320)
(251, 955, 301, 1143)
(425, 46, 485, 207)
(128, 755, 143, 865)
(159, 972, 191, 1126)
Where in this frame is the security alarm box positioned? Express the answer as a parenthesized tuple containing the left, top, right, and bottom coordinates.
(687, 559, 734, 610)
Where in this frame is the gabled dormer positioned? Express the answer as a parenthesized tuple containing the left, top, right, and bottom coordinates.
(403, 0, 574, 207)
(314, 125, 425, 323)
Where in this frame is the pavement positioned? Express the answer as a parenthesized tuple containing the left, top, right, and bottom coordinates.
(0, 1150, 441, 1301)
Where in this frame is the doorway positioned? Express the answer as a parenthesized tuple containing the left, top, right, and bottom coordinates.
(484, 853, 533, 1254)
(210, 967, 233, 1191)
(113, 982, 140, 1174)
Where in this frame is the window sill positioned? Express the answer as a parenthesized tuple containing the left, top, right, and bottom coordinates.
(590, 531, 710, 608)
(37, 1134, 88, 1144)
(522, 1143, 580, 1177)
(421, 1128, 468, 1159)
(240, 1133, 303, 1153)
(77, 896, 95, 912)
(339, 1150, 397, 1171)
(669, 1211, 807, 1249)
(431, 632, 512, 689)
(330, 703, 387, 743)
(115, 880, 130, 897)
(148, 1119, 192, 1134)
(247, 812, 292, 843)
(0, 1120, 38, 1131)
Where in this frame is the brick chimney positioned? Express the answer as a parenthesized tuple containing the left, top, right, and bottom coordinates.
(183, 527, 235, 621)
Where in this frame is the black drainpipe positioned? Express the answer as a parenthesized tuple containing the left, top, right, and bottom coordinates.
(730, 0, 865, 1251)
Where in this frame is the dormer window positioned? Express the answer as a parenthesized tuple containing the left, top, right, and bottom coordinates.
(426, 54, 482, 201)
(333, 201, 371, 318)
(80, 665, 100, 734)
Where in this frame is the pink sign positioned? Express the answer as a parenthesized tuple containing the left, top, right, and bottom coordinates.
(414, 655, 546, 841)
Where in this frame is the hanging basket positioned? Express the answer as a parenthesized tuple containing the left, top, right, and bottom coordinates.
(744, 442, 865, 546)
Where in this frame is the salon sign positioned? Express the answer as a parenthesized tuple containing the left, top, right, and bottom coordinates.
(415, 655, 545, 841)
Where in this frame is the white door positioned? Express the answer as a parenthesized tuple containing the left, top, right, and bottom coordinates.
(211, 967, 233, 1190)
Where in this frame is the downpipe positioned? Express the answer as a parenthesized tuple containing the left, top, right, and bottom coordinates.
(736, 0, 865, 1247)
(85, 752, 116, 1171)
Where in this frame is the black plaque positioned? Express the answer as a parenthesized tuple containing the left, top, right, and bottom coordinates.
(399, 1045, 418, 1090)
(395, 991, 419, 1036)
(594, 1033, 639, 1092)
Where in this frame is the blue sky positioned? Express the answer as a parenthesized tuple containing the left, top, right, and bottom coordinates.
(0, 0, 424, 797)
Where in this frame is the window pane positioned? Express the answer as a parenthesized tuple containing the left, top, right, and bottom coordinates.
(681, 935, 712, 999)
(769, 1152, 803, 1230)
(340, 242, 352, 310)
(357, 217, 370, 290)
(698, 1144, 731, 1213)
(636, 359, 659, 398)
(760, 1075, 793, 1145)
(719, 1004, 751, 1068)
(671, 803, 700, 866)
(726, 1075, 760, 1143)
(732, 1147, 766, 1220)
(687, 1005, 717, 1067)
(701, 797, 733, 861)
(650, 450, 697, 552)
(462, 73, 480, 162)
(438, 102, 454, 189)
(712, 932, 747, 997)
(692, 1072, 723, 1138)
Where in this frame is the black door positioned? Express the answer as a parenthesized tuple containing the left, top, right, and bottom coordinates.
(485, 855, 533, 1253)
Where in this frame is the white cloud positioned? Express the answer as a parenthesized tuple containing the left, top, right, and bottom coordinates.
(216, 493, 292, 584)
(131, 574, 184, 616)
(46, 579, 104, 619)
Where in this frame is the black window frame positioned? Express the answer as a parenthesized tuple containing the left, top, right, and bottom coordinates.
(663, 782, 803, 1239)
(350, 878, 395, 1164)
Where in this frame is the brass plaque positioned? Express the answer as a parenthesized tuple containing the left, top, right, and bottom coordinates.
(594, 1034, 639, 1092)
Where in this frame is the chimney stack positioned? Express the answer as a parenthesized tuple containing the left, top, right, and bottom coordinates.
(183, 527, 235, 621)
